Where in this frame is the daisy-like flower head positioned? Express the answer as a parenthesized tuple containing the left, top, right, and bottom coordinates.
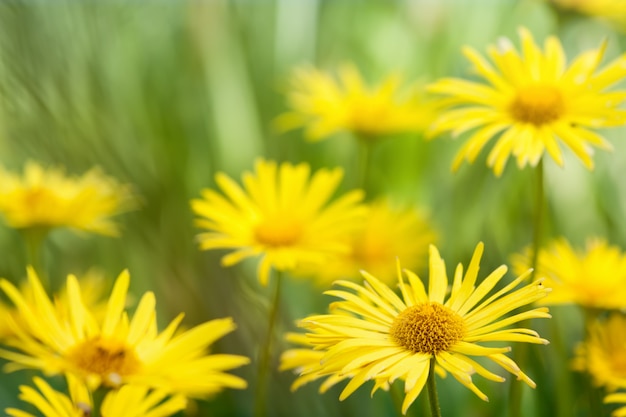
(0, 270, 110, 341)
(295, 199, 436, 286)
(292, 243, 551, 414)
(512, 237, 626, 310)
(6, 375, 186, 417)
(606, 391, 626, 417)
(0, 161, 137, 236)
(0, 268, 250, 398)
(572, 314, 626, 391)
(428, 27, 626, 176)
(275, 64, 435, 141)
(191, 158, 366, 286)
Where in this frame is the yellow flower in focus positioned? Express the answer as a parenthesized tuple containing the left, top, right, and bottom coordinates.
(512, 238, 626, 309)
(276, 64, 434, 140)
(572, 314, 626, 390)
(191, 158, 366, 286)
(0, 268, 250, 398)
(0, 161, 136, 236)
(296, 200, 436, 286)
(428, 27, 626, 176)
(0, 270, 110, 341)
(293, 243, 551, 414)
(552, 0, 626, 32)
(6, 375, 186, 417)
(606, 391, 626, 417)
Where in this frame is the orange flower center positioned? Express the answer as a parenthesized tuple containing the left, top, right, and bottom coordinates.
(254, 216, 303, 247)
(510, 84, 564, 125)
(67, 337, 141, 387)
(390, 302, 466, 354)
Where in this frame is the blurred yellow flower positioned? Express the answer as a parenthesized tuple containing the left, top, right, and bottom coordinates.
(191, 158, 366, 286)
(606, 391, 626, 417)
(295, 200, 436, 286)
(0, 268, 250, 398)
(428, 27, 626, 176)
(572, 314, 626, 390)
(6, 375, 186, 417)
(0, 161, 136, 236)
(293, 243, 551, 414)
(276, 64, 434, 140)
(552, 0, 626, 31)
(512, 237, 626, 310)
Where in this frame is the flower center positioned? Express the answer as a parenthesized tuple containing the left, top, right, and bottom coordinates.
(66, 337, 141, 387)
(509, 84, 564, 125)
(390, 302, 466, 354)
(254, 216, 303, 247)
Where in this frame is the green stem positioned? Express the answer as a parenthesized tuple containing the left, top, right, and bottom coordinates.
(254, 270, 283, 417)
(356, 136, 372, 193)
(21, 227, 50, 290)
(427, 357, 442, 417)
(583, 308, 603, 417)
(509, 159, 545, 417)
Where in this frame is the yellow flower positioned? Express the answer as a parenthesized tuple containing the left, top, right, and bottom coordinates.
(275, 64, 434, 140)
(0, 268, 250, 398)
(552, 0, 626, 32)
(6, 375, 186, 417)
(0, 270, 110, 341)
(0, 161, 136, 236)
(606, 391, 626, 417)
(512, 237, 626, 310)
(191, 158, 366, 286)
(572, 314, 626, 390)
(295, 200, 436, 286)
(291, 243, 551, 414)
(428, 27, 626, 176)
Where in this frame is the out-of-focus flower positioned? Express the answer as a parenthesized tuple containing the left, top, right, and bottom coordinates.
(0, 268, 250, 398)
(6, 375, 187, 417)
(512, 238, 626, 310)
(295, 200, 436, 286)
(606, 391, 626, 417)
(191, 158, 366, 286)
(572, 314, 626, 390)
(0, 161, 137, 236)
(428, 27, 626, 176)
(552, 0, 626, 32)
(276, 64, 435, 141)
(291, 243, 551, 414)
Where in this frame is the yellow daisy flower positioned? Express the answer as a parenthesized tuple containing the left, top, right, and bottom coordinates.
(6, 375, 186, 417)
(0, 161, 136, 236)
(275, 64, 434, 141)
(295, 200, 436, 286)
(606, 391, 626, 417)
(293, 243, 551, 414)
(511, 237, 626, 309)
(428, 27, 626, 176)
(572, 314, 626, 391)
(0, 267, 250, 397)
(191, 158, 366, 286)
(0, 270, 110, 341)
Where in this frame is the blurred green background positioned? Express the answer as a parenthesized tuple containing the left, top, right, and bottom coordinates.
(1, 0, 626, 416)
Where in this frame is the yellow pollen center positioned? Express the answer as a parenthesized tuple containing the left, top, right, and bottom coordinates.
(510, 84, 564, 125)
(67, 337, 141, 386)
(390, 302, 466, 354)
(254, 216, 303, 247)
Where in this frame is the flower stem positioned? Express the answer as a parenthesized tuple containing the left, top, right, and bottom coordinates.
(356, 136, 373, 193)
(254, 270, 283, 417)
(427, 356, 442, 417)
(509, 158, 545, 417)
(583, 308, 603, 417)
(21, 227, 49, 290)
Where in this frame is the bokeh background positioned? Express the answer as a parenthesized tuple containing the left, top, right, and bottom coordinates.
(0, 0, 625, 416)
